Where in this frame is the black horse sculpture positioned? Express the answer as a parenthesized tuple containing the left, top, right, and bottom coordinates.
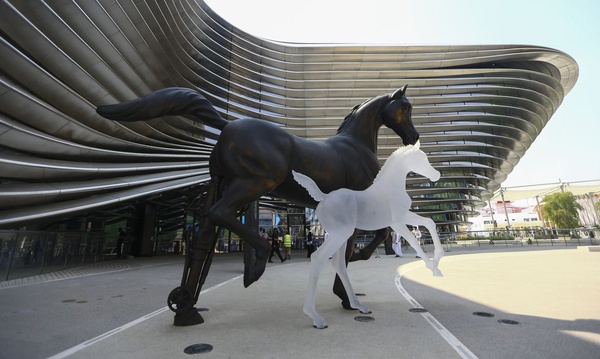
(97, 86, 419, 325)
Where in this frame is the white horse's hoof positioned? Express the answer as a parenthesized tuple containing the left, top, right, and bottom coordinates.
(355, 304, 371, 314)
(432, 268, 443, 277)
(312, 318, 328, 329)
(307, 312, 328, 329)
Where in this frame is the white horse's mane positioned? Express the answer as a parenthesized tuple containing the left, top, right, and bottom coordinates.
(372, 143, 418, 184)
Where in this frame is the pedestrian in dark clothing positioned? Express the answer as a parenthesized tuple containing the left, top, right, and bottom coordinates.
(268, 229, 286, 263)
(306, 231, 317, 258)
(117, 227, 125, 258)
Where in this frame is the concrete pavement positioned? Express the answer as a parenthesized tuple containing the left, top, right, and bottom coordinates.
(2, 245, 599, 359)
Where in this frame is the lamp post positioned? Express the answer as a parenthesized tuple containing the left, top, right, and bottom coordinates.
(500, 188, 511, 238)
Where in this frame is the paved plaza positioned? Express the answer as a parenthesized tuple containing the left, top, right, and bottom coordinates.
(1, 245, 599, 359)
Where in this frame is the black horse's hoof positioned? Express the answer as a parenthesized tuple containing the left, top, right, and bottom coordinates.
(174, 307, 204, 326)
(243, 260, 267, 288)
(243, 247, 269, 288)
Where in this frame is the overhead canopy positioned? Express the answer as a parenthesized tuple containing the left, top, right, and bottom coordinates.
(491, 181, 600, 202)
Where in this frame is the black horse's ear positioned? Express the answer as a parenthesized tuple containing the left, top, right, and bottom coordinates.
(392, 85, 408, 99)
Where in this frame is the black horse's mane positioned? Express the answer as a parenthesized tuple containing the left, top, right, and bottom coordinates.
(336, 94, 388, 134)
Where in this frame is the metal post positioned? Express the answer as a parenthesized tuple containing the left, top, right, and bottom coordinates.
(500, 189, 512, 244)
(535, 195, 547, 240)
(488, 200, 496, 232)
(81, 231, 86, 265)
(5, 233, 18, 281)
(39, 234, 49, 275)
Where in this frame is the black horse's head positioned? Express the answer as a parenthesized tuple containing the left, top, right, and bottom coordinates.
(382, 86, 419, 145)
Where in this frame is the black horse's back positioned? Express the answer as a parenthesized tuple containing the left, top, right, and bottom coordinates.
(96, 87, 229, 130)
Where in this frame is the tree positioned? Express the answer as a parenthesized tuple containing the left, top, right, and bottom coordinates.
(542, 192, 582, 229)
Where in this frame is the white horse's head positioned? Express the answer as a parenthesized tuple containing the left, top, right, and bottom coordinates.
(408, 142, 440, 182)
(374, 141, 440, 184)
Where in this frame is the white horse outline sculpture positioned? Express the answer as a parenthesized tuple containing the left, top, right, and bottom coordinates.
(293, 141, 444, 329)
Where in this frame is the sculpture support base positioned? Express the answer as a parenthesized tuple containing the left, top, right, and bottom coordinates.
(169, 181, 219, 326)
(174, 307, 205, 327)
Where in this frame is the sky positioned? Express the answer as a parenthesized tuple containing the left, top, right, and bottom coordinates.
(205, 0, 600, 189)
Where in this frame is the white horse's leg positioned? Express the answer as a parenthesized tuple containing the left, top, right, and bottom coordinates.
(394, 225, 425, 258)
(394, 225, 442, 276)
(331, 235, 371, 315)
(303, 231, 346, 329)
(404, 213, 444, 276)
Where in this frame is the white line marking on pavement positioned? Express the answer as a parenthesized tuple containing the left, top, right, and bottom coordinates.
(47, 275, 243, 359)
(395, 265, 479, 359)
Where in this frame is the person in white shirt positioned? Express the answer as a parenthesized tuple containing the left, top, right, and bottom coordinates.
(391, 230, 403, 257)
(412, 226, 423, 258)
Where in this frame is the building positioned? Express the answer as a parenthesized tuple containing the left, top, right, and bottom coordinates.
(0, 1, 578, 250)
(469, 201, 543, 233)
(469, 182, 600, 236)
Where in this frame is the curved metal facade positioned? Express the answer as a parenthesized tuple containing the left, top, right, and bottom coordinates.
(0, 0, 578, 230)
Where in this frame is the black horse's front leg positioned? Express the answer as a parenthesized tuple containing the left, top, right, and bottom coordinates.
(207, 178, 271, 288)
(332, 228, 390, 309)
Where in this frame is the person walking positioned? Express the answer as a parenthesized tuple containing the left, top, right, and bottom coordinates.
(391, 230, 403, 257)
(306, 230, 317, 258)
(117, 227, 125, 258)
(412, 226, 423, 258)
(323, 230, 332, 259)
(283, 231, 292, 260)
(268, 229, 285, 263)
(0, 242, 9, 269)
(259, 227, 269, 242)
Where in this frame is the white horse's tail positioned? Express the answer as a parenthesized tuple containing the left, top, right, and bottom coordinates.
(292, 170, 326, 202)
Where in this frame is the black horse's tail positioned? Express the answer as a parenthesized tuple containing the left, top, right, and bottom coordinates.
(96, 87, 229, 130)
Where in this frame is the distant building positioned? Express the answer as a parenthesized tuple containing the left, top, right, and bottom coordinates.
(470, 191, 600, 234)
(469, 201, 543, 233)
(575, 192, 600, 228)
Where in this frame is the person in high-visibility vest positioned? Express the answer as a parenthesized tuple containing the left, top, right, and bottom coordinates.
(283, 231, 292, 260)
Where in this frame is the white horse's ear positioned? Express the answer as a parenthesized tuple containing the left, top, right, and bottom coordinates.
(415, 140, 420, 150)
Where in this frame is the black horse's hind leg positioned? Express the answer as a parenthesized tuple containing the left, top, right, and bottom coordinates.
(350, 227, 391, 261)
(169, 182, 219, 326)
(333, 228, 391, 309)
(332, 230, 359, 309)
